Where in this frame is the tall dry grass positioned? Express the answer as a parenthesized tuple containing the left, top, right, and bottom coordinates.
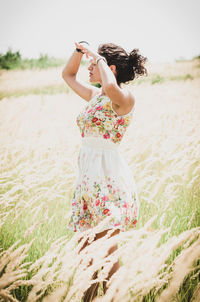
(0, 60, 200, 301)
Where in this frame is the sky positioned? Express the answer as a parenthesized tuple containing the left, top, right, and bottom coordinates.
(0, 0, 200, 63)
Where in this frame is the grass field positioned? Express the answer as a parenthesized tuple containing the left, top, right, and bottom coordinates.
(0, 59, 200, 301)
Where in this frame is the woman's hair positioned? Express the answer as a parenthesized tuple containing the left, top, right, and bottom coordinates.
(97, 43, 147, 85)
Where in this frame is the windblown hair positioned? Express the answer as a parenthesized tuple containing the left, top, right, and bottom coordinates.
(98, 43, 148, 86)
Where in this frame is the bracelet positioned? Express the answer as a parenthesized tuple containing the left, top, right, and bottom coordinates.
(96, 57, 107, 64)
(76, 41, 89, 54)
(76, 48, 84, 54)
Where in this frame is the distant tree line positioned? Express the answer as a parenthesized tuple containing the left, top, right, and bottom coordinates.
(0, 48, 87, 70)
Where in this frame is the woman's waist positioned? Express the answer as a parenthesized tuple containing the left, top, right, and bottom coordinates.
(81, 136, 119, 150)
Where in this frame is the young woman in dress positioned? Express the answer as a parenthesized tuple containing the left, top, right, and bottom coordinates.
(62, 41, 147, 301)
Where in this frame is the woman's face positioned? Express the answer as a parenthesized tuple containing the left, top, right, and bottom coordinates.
(88, 59, 102, 84)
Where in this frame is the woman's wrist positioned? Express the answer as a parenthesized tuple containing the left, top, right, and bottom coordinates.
(76, 41, 89, 54)
(76, 48, 84, 54)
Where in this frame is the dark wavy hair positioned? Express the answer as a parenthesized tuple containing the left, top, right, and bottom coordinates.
(97, 43, 148, 86)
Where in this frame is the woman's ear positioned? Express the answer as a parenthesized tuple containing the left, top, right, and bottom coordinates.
(109, 65, 117, 75)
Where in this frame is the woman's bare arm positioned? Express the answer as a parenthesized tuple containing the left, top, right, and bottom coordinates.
(94, 59, 134, 111)
(62, 49, 100, 102)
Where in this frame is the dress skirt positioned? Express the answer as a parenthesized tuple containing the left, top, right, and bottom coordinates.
(67, 136, 139, 233)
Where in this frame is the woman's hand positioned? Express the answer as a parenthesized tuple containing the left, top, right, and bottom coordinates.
(75, 41, 87, 54)
(75, 42, 100, 61)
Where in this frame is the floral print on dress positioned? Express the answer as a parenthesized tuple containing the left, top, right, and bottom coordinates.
(68, 174, 139, 232)
(68, 94, 139, 233)
(77, 95, 133, 144)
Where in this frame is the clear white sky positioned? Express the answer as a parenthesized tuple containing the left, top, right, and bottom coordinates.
(0, 0, 199, 63)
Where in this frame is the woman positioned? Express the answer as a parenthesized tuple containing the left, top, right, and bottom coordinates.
(62, 41, 147, 300)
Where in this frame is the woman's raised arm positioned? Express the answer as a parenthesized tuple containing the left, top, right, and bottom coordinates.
(62, 43, 100, 102)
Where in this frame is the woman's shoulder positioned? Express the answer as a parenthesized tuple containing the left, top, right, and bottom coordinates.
(120, 87, 136, 108)
(106, 87, 136, 117)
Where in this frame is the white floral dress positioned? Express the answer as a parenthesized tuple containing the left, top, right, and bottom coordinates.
(67, 93, 139, 233)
